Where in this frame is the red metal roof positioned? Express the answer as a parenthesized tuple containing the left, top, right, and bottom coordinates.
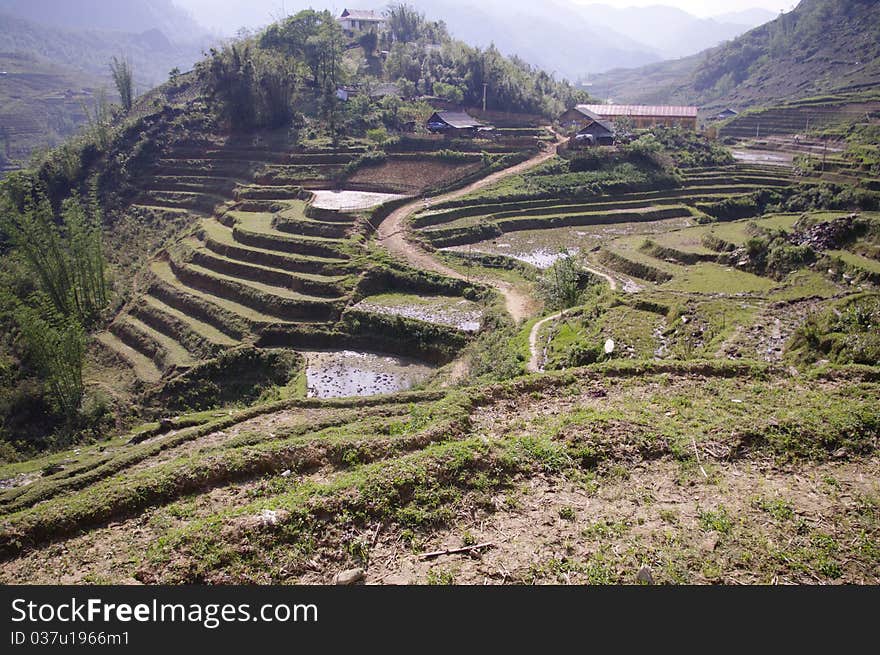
(577, 104, 699, 118)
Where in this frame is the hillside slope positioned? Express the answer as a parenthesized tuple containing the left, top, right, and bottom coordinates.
(0, 5, 213, 171)
(593, 0, 880, 112)
(0, 0, 206, 45)
(0, 51, 107, 171)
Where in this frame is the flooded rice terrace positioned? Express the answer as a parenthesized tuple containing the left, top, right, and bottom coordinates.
(310, 190, 408, 211)
(304, 350, 435, 399)
(445, 216, 695, 267)
(354, 294, 483, 332)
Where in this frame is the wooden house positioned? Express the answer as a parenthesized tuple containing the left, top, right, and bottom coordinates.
(338, 9, 386, 34)
(713, 108, 739, 121)
(561, 104, 699, 131)
(572, 119, 614, 147)
(558, 105, 606, 133)
(426, 111, 487, 138)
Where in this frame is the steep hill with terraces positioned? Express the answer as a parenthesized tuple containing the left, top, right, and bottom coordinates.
(92, 125, 543, 406)
(0, 6, 878, 587)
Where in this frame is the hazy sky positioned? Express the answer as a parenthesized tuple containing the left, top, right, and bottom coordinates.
(573, 0, 795, 17)
(173, 0, 796, 34)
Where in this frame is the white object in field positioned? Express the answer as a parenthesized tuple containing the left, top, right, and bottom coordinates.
(604, 339, 615, 354)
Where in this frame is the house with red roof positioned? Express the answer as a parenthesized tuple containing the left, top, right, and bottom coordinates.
(559, 104, 699, 131)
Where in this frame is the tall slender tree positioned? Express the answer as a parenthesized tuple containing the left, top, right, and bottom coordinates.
(110, 56, 134, 112)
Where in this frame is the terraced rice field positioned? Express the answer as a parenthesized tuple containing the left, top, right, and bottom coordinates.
(353, 293, 483, 332)
(718, 98, 880, 139)
(304, 351, 436, 398)
(95, 136, 482, 399)
(412, 163, 794, 250)
(1, 368, 877, 585)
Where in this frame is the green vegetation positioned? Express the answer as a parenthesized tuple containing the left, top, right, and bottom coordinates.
(536, 253, 601, 310)
(789, 294, 880, 366)
(0, 183, 110, 447)
(109, 57, 134, 113)
(0, 368, 876, 585)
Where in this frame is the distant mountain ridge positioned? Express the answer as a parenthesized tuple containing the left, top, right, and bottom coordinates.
(591, 0, 880, 112)
(0, 12, 206, 88)
(0, 0, 216, 172)
(0, 0, 206, 45)
(202, 0, 775, 80)
(575, 3, 776, 60)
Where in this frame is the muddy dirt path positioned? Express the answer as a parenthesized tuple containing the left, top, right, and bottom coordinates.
(375, 128, 565, 324)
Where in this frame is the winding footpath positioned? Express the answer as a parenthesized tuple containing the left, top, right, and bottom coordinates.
(375, 128, 565, 323)
(526, 265, 619, 373)
(373, 128, 620, 374)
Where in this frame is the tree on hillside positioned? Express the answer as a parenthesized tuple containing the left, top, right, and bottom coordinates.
(200, 44, 297, 130)
(537, 252, 585, 310)
(11, 300, 86, 422)
(0, 186, 108, 327)
(359, 28, 378, 57)
(0, 184, 109, 422)
(260, 9, 345, 89)
(388, 3, 424, 43)
(110, 56, 134, 112)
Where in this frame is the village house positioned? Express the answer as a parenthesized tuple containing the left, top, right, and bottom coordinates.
(560, 104, 699, 131)
(558, 106, 615, 146)
(426, 111, 488, 138)
(713, 108, 739, 121)
(573, 119, 615, 147)
(338, 9, 387, 34)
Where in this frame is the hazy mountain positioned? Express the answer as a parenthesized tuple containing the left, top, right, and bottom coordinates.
(0, 11, 208, 88)
(0, 1, 218, 172)
(399, 0, 662, 78)
(578, 4, 775, 59)
(713, 8, 778, 26)
(592, 0, 880, 111)
(172, 0, 774, 79)
(0, 0, 207, 45)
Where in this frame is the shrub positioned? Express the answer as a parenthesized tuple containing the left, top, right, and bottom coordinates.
(789, 295, 880, 366)
(537, 253, 592, 310)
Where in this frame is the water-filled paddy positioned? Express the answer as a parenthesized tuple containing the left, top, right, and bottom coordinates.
(310, 190, 407, 211)
(444, 216, 695, 268)
(304, 350, 435, 398)
(354, 293, 483, 331)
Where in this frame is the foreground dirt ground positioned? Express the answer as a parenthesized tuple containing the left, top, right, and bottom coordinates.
(1, 370, 877, 586)
(361, 457, 879, 585)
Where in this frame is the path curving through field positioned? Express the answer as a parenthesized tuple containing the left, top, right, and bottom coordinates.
(525, 264, 620, 373)
(375, 128, 565, 323)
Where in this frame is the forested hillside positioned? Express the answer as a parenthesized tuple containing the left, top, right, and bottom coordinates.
(594, 0, 880, 111)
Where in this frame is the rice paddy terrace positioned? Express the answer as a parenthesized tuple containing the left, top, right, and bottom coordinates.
(94, 128, 546, 401)
(408, 145, 879, 375)
(718, 94, 880, 141)
(416, 161, 796, 258)
(2, 125, 879, 586)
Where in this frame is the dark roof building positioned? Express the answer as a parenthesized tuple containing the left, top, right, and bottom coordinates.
(370, 82, 402, 98)
(714, 108, 739, 121)
(573, 119, 614, 147)
(426, 111, 487, 136)
(559, 105, 610, 133)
